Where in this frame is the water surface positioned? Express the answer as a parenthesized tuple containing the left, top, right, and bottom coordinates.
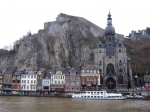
(0, 96, 150, 112)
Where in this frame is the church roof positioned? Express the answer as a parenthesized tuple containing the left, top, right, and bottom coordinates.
(96, 41, 105, 48)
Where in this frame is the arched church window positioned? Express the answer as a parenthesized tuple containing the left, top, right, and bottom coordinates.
(118, 75, 123, 84)
(119, 43, 122, 47)
(119, 49, 121, 52)
(109, 37, 111, 41)
(106, 63, 115, 75)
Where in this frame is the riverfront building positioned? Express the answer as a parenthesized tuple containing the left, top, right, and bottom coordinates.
(64, 67, 81, 92)
(51, 70, 65, 92)
(80, 65, 100, 91)
(21, 71, 37, 92)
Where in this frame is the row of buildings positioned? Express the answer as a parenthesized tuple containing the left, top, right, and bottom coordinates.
(0, 66, 100, 93)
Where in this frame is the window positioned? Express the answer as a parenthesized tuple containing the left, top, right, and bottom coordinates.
(90, 70, 93, 73)
(87, 69, 89, 73)
(119, 43, 122, 47)
(120, 60, 122, 63)
(17, 80, 20, 83)
(99, 69, 102, 73)
(82, 70, 84, 73)
(27, 80, 29, 83)
(99, 50, 101, 53)
(119, 49, 121, 52)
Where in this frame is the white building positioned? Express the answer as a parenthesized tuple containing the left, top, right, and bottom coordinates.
(21, 71, 37, 92)
(51, 70, 65, 92)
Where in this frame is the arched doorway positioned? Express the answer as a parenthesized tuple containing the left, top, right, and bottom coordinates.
(106, 77, 116, 89)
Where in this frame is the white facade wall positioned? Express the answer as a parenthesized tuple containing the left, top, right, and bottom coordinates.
(51, 71, 65, 85)
(21, 71, 37, 91)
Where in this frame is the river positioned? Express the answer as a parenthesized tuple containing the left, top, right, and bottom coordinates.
(0, 96, 150, 112)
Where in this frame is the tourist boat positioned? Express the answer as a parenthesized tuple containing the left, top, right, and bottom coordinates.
(72, 91, 126, 100)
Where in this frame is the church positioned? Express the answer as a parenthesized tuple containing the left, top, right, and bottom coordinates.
(94, 12, 133, 90)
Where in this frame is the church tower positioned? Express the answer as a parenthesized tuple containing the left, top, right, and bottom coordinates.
(94, 12, 133, 90)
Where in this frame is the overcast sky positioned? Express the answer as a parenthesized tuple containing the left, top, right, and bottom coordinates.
(0, 0, 149, 48)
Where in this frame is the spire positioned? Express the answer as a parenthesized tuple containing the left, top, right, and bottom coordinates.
(107, 10, 112, 25)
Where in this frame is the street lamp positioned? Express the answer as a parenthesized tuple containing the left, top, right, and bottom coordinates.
(135, 75, 138, 94)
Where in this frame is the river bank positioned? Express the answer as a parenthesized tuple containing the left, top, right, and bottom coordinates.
(0, 92, 72, 98)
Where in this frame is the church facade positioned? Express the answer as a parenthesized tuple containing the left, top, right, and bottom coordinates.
(94, 12, 133, 90)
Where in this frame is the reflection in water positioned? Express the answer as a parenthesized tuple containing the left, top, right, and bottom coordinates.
(0, 96, 150, 112)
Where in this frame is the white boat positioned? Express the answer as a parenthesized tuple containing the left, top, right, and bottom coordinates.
(72, 91, 126, 100)
(126, 93, 144, 99)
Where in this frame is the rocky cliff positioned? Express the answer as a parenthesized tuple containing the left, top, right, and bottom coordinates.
(0, 13, 124, 71)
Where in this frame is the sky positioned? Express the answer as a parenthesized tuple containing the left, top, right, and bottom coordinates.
(0, 0, 150, 49)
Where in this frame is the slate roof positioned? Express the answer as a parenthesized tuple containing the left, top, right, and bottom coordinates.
(4, 67, 17, 74)
(44, 70, 52, 78)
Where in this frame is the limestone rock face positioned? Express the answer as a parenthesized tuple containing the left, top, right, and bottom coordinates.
(0, 13, 124, 71)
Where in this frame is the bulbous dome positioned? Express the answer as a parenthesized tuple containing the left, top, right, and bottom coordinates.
(104, 25, 115, 36)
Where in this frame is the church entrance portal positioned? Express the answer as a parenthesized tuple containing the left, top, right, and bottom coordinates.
(106, 77, 116, 90)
